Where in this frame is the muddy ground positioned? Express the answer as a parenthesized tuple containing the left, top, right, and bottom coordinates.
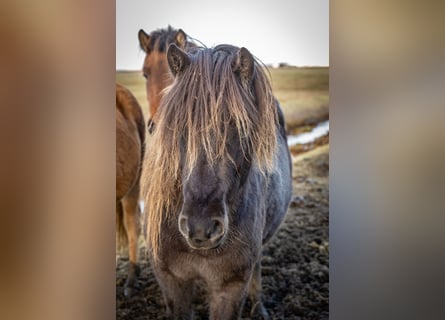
(116, 138, 329, 320)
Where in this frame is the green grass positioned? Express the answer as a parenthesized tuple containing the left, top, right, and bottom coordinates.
(116, 66, 329, 130)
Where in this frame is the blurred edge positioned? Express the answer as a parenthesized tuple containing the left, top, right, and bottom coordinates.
(0, 1, 115, 320)
(1, 1, 445, 320)
(331, 1, 445, 319)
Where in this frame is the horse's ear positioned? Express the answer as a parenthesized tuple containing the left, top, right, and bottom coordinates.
(138, 29, 151, 52)
(167, 43, 190, 77)
(175, 29, 187, 48)
(231, 47, 254, 83)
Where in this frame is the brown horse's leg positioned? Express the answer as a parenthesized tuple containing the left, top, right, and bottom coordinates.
(248, 260, 270, 320)
(122, 183, 141, 296)
(116, 200, 126, 265)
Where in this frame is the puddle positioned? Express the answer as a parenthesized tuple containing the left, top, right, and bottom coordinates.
(287, 121, 329, 146)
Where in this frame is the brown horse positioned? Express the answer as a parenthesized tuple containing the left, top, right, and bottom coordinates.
(116, 83, 145, 296)
(138, 25, 195, 133)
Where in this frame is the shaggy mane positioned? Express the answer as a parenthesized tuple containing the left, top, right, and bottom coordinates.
(141, 45, 278, 259)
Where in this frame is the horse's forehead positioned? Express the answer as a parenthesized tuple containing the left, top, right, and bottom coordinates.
(144, 50, 167, 70)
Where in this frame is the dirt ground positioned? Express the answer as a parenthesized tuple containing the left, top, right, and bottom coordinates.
(116, 139, 329, 320)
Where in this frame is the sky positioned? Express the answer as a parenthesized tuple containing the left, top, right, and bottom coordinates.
(116, 0, 328, 70)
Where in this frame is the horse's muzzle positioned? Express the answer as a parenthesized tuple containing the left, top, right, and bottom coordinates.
(179, 216, 226, 250)
(147, 118, 155, 134)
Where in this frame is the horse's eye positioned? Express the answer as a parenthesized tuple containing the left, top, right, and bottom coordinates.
(143, 73, 148, 79)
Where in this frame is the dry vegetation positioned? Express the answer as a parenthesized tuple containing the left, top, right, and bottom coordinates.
(268, 67, 329, 130)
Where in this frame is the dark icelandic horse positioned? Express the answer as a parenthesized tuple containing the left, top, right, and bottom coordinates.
(141, 43, 292, 319)
(138, 25, 195, 133)
(116, 83, 145, 296)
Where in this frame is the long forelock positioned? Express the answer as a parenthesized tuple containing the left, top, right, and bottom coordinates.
(141, 45, 278, 259)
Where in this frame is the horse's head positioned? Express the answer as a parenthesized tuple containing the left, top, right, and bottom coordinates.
(142, 43, 278, 257)
(166, 44, 266, 250)
(138, 26, 187, 133)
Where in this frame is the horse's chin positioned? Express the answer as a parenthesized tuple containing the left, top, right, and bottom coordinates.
(186, 234, 226, 251)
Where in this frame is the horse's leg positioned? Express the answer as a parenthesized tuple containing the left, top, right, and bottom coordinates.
(153, 268, 194, 320)
(248, 260, 269, 320)
(122, 183, 141, 296)
(208, 280, 249, 320)
(116, 199, 124, 266)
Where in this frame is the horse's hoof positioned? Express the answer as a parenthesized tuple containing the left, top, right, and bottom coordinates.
(250, 301, 270, 320)
(124, 284, 138, 297)
(124, 278, 140, 297)
(124, 286, 132, 297)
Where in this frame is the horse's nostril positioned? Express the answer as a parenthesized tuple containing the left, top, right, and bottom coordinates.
(147, 119, 155, 134)
(207, 218, 224, 240)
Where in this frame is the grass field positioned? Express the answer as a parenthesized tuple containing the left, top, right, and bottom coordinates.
(116, 66, 328, 131)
